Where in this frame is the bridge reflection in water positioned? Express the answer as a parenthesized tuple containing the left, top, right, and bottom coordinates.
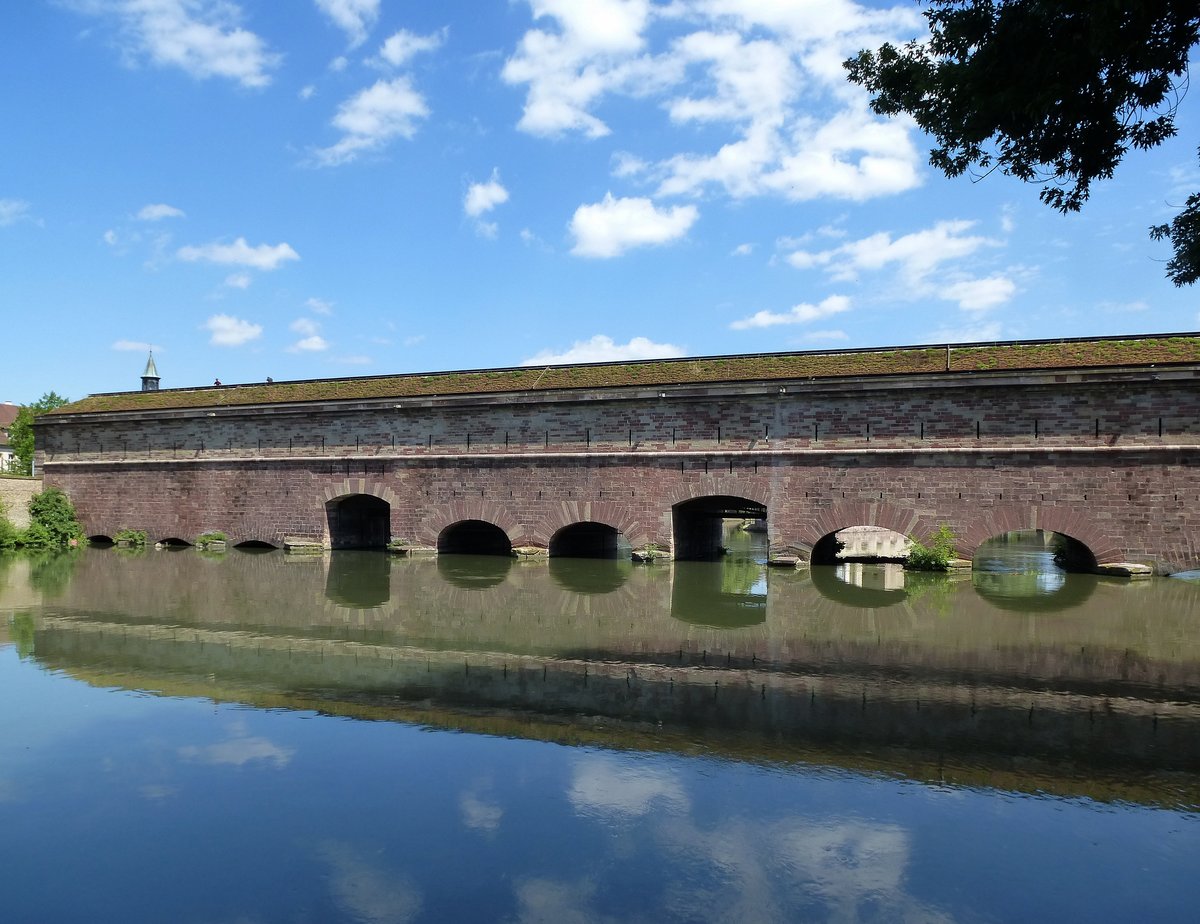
(7, 530, 1200, 810)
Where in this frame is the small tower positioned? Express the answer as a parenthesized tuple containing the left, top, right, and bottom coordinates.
(141, 352, 160, 392)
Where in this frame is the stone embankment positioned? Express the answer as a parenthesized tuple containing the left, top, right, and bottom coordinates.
(0, 477, 40, 529)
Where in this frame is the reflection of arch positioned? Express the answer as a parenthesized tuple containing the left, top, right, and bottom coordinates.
(326, 494, 390, 550)
(669, 560, 766, 628)
(438, 520, 513, 556)
(325, 551, 391, 608)
(809, 563, 909, 608)
(437, 553, 513, 589)
(672, 494, 767, 562)
(549, 522, 622, 559)
(972, 570, 1099, 612)
(548, 557, 631, 594)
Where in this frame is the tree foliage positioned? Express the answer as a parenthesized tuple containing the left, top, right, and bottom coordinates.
(846, 1, 1200, 285)
(8, 391, 70, 475)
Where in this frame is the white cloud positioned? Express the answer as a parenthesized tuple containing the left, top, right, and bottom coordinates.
(203, 313, 262, 347)
(112, 339, 163, 352)
(503, 2, 923, 203)
(103, 229, 119, 246)
(731, 242, 754, 256)
(82, 0, 278, 88)
(464, 170, 510, 218)
(179, 735, 293, 767)
(784, 219, 1017, 313)
(314, 0, 379, 48)
(224, 272, 252, 289)
(928, 320, 1004, 343)
(178, 237, 299, 270)
(569, 193, 698, 258)
(0, 199, 31, 226)
(306, 297, 334, 315)
(288, 317, 329, 352)
(730, 294, 851, 330)
(377, 28, 445, 67)
(136, 202, 184, 221)
(313, 77, 430, 166)
(299, 84, 316, 100)
(521, 334, 684, 365)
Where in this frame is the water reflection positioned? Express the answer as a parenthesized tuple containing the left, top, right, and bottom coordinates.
(810, 562, 909, 607)
(324, 551, 392, 608)
(548, 556, 631, 595)
(436, 552, 513, 589)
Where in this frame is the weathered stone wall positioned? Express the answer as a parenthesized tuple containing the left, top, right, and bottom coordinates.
(0, 477, 40, 529)
(37, 366, 1200, 572)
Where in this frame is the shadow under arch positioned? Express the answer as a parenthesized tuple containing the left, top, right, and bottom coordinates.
(157, 537, 192, 549)
(327, 494, 390, 550)
(436, 553, 513, 589)
(87, 535, 114, 547)
(809, 563, 910, 608)
(548, 557, 631, 595)
(325, 551, 391, 608)
(438, 519, 513, 556)
(549, 521, 624, 559)
(672, 494, 767, 562)
(234, 540, 280, 552)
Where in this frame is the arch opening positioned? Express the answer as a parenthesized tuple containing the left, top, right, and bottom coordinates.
(811, 526, 911, 566)
(157, 537, 192, 549)
(87, 535, 114, 547)
(672, 495, 767, 562)
(437, 519, 513, 557)
(549, 522, 628, 560)
(234, 540, 279, 551)
(327, 494, 391, 550)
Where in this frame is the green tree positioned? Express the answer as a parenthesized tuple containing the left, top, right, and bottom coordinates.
(846, 1, 1200, 285)
(8, 391, 70, 475)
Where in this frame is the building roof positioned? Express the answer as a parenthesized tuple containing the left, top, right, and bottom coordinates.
(45, 333, 1200, 417)
(0, 402, 19, 429)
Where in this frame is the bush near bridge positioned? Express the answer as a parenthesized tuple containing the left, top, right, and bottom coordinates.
(0, 488, 84, 552)
(906, 525, 958, 572)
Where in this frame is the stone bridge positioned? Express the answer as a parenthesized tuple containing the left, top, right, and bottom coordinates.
(36, 335, 1200, 573)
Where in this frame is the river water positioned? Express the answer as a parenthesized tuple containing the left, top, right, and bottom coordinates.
(2, 531, 1198, 923)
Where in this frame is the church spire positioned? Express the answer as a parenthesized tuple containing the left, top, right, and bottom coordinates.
(141, 352, 160, 392)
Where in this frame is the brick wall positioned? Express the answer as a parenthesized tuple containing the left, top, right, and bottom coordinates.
(38, 367, 1200, 572)
(0, 477, 40, 529)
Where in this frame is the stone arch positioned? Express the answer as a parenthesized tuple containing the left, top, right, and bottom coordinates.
(790, 501, 925, 561)
(437, 520, 514, 556)
(419, 498, 524, 548)
(664, 476, 771, 511)
(156, 537, 192, 548)
(671, 491, 768, 562)
(321, 480, 398, 551)
(536, 500, 645, 549)
(959, 504, 1119, 564)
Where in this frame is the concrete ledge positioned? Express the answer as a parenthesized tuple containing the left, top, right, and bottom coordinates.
(1094, 562, 1154, 580)
(512, 546, 547, 560)
(632, 548, 671, 563)
(283, 536, 324, 554)
(768, 555, 803, 568)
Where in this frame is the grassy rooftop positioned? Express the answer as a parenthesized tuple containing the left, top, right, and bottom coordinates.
(48, 334, 1200, 416)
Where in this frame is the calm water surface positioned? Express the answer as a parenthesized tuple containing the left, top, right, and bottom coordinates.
(2, 531, 1199, 923)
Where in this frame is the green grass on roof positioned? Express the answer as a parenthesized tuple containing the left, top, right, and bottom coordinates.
(46, 335, 1200, 417)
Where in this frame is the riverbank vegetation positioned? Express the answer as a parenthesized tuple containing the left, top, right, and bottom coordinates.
(0, 488, 84, 552)
(906, 525, 958, 571)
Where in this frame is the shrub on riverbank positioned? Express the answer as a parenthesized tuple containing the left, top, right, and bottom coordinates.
(0, 489, 84, 552)
(906, 525, 958, 571)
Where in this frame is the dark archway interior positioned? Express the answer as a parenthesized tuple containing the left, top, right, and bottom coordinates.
(672, 495, 767, 561)
(325, 551, 391, 608)
(327, 495, 390, 550)
(549, 522, 621, 559)
(810, 532, 845, 566)
(87, 535, 114, 546)
(437, 519, 512, 556)
(158, 537, 191, 548)
(234, 540, 279, 551)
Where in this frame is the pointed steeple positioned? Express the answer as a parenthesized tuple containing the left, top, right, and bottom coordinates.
(141, 352, 160, 392)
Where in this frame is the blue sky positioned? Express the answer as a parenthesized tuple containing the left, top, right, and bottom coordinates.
(2, 0, 1197, 405)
